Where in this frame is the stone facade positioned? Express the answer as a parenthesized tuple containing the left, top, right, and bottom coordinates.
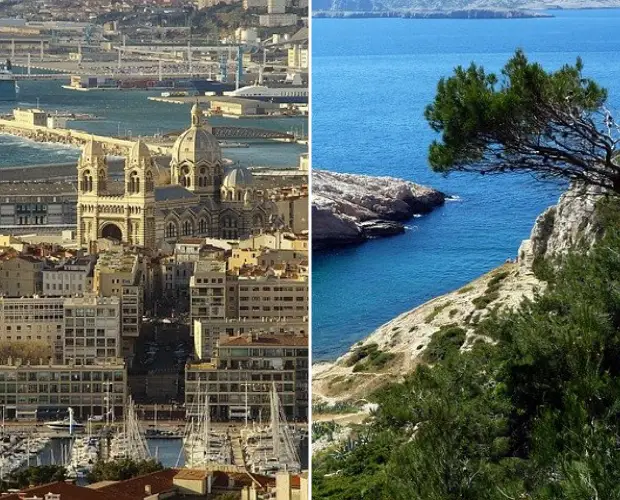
(77, 104, 277, 250)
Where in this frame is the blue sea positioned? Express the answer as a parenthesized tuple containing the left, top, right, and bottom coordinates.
(312, 9, 620, 360)
(0, 81, 306, 168)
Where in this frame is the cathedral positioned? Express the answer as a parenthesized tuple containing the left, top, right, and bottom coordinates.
(76, 104, 278, 250)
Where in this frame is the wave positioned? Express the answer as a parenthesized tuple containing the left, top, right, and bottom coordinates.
(0, 133, 81, 153)
(446, 195, 462, 202)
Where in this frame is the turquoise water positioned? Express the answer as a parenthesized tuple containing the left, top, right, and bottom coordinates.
(0, 80, 306, 168)
(312, 9, 620, 359)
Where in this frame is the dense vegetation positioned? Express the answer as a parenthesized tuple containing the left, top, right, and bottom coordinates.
(312, 201, 620, 499)
(0, 465, 67, 491)
(86, 458, 163, 483)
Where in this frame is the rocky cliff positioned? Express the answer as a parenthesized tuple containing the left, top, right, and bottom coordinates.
(518, 184, 606, 269)
(314, 184, 605, 410)
(312, 170, 445, 250)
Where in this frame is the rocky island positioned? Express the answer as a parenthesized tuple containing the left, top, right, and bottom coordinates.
(312, 170, 445, 250)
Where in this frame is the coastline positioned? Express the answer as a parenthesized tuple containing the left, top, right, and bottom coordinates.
(312, 170, 445, 250)
(313, 9, 552, 19)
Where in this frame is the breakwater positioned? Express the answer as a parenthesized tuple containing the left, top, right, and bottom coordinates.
(0, 118, 170, 156)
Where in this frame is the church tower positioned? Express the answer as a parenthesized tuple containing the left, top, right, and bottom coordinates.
(170, 103, 224, 201)
(77, 138, 108, 248)
(124, 140, 156, 248)
(78, 137, 107, 196)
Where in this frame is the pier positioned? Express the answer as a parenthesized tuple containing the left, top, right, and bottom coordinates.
(0, 117, 168, 156)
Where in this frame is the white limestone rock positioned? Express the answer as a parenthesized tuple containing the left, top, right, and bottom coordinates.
(312, 170, 445, 249)
(520, 184, 606, 267)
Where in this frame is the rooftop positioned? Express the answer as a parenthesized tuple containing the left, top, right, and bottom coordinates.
(155, 184, 196, 202)
(220, 334, 308, 348)
(95, 252, 138, 274)
(0, 181, 76, 196)
(193, 259, 227, 274)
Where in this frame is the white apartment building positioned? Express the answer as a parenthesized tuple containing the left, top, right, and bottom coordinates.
(42, 256, 95, 297)
(190, 260, 227, 336)
(63, 295, 121, 365)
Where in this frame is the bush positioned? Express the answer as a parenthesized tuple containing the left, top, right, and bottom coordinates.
(345, 343, 379, 367)
(351, 345, 396, 372)
(422, 325, 467, 363)
(472, 291, 500, 310)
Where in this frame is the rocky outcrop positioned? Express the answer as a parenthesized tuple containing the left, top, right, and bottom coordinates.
(315, 184, 610, 406)
(312, 170, 445, 250)
(519, 184, 606, 269)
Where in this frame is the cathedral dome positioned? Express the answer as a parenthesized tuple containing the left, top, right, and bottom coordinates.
(222, 166, 253, 188)
(171, 103, 221, 165)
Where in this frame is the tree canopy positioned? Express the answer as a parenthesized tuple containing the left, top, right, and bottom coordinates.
(313, 201, 620, 499)
(86, 458, 163, 483)
(424, 49, 620, 193)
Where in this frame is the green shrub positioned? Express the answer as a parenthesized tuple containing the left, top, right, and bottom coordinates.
(423, 325, 467, 363)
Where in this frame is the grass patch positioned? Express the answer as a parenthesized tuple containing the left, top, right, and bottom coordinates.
(449, 308, 459, 318)
(312, 401, 359, 415)
(458, 285, 475, 294)
(424, 302, 451, 323)
(345, 343, 379, 367)
(472, 291, 500, 310)
(471, 270, 510, 310)
(350, 344, 396, 372)
(423, 325, 467, 363)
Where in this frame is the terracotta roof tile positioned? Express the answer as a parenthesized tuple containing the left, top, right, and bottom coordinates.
(0, 481, 116, 500)
(97, 469, 178, 500)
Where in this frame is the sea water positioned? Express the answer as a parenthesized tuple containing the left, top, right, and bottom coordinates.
(312, 9, 620, 359)
(0, 80, 306, 168)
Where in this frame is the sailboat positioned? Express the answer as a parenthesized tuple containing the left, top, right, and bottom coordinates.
(242, 383, 301, 476)
(108, 398, 150, 461)
(182, 381, 232, 468)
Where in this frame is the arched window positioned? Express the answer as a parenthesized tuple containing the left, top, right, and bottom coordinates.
(180, 166, 191, 188)
(129, 171, 140, 194)
(145, 171, 153, 192)
(182, 220, 193, 236)
(98, 169, 107, 191)
(166, 222, 178, 238)
(198, 218, 208, 234)
(81, 170, 93, 192)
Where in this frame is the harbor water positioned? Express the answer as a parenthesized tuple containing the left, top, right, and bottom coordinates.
(0, 78, 306, 169)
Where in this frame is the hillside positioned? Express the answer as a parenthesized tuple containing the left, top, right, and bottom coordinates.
(313, 0, 620, 13)
(313, 187, 620, 498)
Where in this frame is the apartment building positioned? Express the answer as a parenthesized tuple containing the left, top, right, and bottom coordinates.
(63, 295, 121, 365)
(161, 240, 225, 306)
(189, 260, 227, 335)
(229, 273, 308, 321)
(94, 251, 143, 361)
(42, 255, 95, 296)
(193, 317, 307, 361)
(185, 333, 308, 420)
(0, 255, 44, 297)
(0, 296, 64, 360)
(0, 359, 126, 421)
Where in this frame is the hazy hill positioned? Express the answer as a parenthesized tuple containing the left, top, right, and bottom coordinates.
(313, 0, 620, 13)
